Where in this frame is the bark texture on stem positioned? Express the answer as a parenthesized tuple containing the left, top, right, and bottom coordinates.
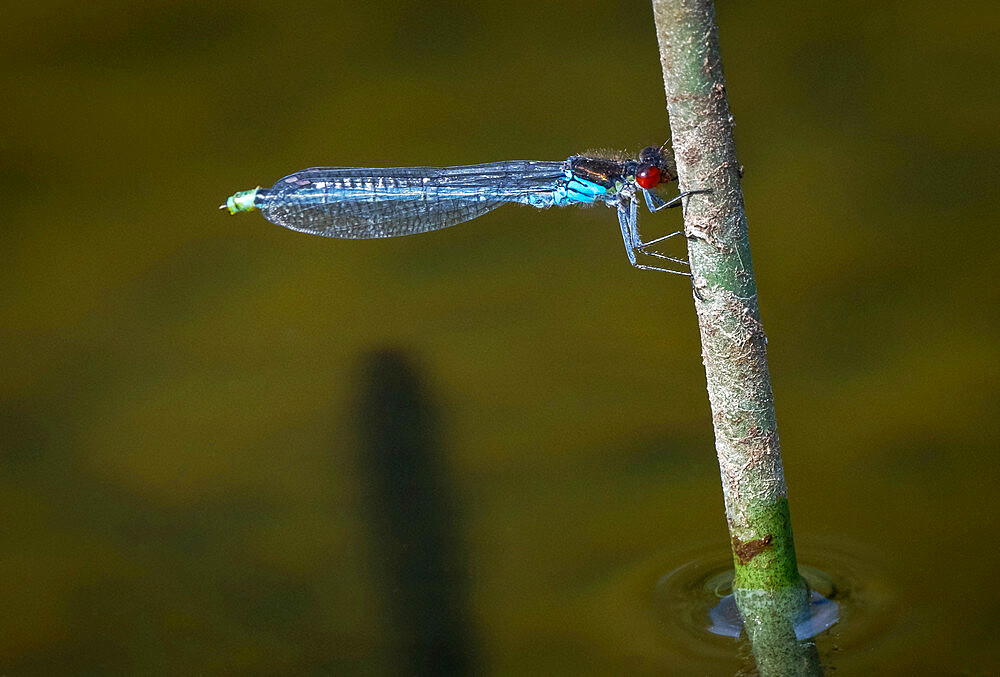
(651, 0, 800, 592)
(651, 6, 826, 671)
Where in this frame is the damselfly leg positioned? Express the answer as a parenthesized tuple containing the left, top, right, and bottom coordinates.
(617, 199, 689, 275)
(642, 188, 711, 213)
(616, 190, 711, 275)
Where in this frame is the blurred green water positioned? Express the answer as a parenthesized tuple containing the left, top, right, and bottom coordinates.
(1, 0, 998, 674)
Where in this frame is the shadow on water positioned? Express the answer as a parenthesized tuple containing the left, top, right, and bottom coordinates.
(355, 348, 478, 676)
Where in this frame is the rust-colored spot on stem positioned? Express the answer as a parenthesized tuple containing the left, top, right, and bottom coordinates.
(732, 534, 773, 565)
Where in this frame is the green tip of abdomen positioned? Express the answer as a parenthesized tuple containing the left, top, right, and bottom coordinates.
(221, 188, 259, 214)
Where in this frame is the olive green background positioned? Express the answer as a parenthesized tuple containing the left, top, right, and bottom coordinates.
(2, 1, 997, 674)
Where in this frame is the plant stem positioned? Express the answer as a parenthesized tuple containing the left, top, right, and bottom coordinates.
(650, 0, 803, 598)
(650, 3, 823, 672)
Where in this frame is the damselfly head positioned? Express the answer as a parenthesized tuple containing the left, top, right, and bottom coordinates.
(638, 146, 663, 165)
(635, 146, 678, 188)
(635, 164, 662, 189)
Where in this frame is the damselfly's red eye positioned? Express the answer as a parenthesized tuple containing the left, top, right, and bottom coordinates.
(635, 165, 661, 189)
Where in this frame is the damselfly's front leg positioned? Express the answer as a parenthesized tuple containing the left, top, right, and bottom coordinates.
(642, 188, 711, 214)
(633, 188, 713, 262)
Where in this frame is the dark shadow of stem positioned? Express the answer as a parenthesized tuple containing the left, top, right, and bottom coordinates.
(355, 348, 477, 676)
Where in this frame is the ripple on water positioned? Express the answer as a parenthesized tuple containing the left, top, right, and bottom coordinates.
(651, 538, 897, 659)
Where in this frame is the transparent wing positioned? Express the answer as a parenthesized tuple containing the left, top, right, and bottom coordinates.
(256, 161, 567, 239)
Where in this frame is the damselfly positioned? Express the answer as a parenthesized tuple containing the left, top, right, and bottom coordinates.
(222, 145, 707, 274)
